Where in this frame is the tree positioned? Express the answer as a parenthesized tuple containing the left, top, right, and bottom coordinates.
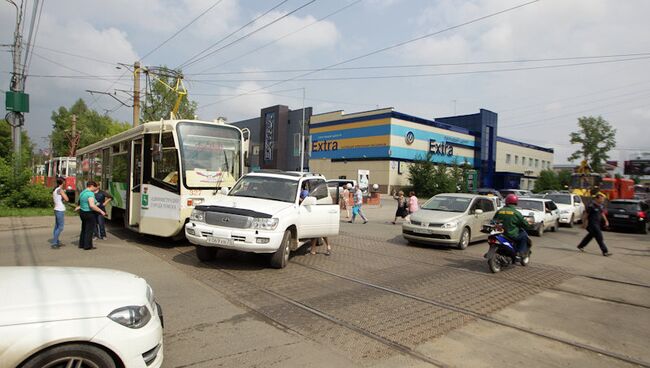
(50, 99, 130, 155)
(533, 170, 560, 192)
(142, 67, 197, 122)
(568, 116, 616, 173)
(558, 169, 572, 190)
(408, 154, 471, 197)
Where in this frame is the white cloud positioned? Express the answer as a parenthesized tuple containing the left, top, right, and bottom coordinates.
(249, 11, 340, 50)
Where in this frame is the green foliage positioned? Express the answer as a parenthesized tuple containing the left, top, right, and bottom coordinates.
(142, 67, 198, 122)
(50, 99, 130, 155)
(5, 184, 52, 208)
(408, 154, 472, 197)
(558, 169, 572, 190)
(568, 116, 616, 173)
(0, 119, 35, 163)
(0, 153, 52, 208)
(533, 170, 561, 192)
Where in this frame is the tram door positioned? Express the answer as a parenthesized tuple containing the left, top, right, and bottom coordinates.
(128, 139, 144, 227)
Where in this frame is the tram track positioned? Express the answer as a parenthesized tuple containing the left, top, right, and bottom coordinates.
(140, 240, 649, 368)
(338, 230, 650, 309)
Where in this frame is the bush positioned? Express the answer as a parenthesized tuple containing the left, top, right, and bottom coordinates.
(5, 184, 52, 208)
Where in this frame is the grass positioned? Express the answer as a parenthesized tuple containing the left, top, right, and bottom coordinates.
(0, 207, 77, 217)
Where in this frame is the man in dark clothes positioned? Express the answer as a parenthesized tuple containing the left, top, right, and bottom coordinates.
(93, 184, 113, 240)
(577, 193, 611, 256)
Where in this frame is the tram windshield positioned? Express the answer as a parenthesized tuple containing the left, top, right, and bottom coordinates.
(177, 122, 242, 189)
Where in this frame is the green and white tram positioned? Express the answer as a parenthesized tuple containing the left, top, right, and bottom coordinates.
(76, 119, 246, 237)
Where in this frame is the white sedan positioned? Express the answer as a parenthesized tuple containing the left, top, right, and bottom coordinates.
(544, 193, 585, 227)
(0, 266, 164, 368)
(515, 198, 561, 236)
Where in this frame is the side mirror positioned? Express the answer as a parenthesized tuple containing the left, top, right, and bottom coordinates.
(220, 187, 229, 195)
(474, 209, 484, 215)
(152, 143, 163, 162)
(574, 202, 581, 206)
(302, 196, 317, 206)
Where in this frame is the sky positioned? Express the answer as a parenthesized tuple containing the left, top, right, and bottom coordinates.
(1, 0, 649, 164)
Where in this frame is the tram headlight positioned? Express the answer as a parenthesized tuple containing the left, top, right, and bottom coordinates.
(250, 218, 279, 230)
(190, 209, 205, 222)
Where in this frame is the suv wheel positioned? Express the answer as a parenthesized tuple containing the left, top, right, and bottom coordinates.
(270, 230, 291, 268)
(196, 245, 217, 262)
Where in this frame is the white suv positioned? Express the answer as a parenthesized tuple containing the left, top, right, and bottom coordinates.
(185, 171, 340, 268)
(515, 197, 560, 236)
(544, 193, 585, 227)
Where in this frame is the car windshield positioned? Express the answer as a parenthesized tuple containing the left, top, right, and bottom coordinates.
(422, 196, 471, 212)
(516, 200, 544, 212)
(228, 176, 298, 203)
(608, 202, 639, 212)
(546, 194, 571, 204)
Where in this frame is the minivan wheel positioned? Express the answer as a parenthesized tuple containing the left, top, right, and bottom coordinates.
(457, 228, 470, 250)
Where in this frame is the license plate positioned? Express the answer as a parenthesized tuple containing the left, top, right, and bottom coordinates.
(613, 214, 628, 218)
(207, 236, 233, 246)
(413, 228, 430, 234)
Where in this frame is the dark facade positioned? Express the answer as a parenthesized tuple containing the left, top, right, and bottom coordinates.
(231, 105, 313, 172)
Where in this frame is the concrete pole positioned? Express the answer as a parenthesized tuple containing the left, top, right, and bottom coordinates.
(9, 1, 24, 161)
(300, 88, 306, 173)
(133, 61, 141, 127)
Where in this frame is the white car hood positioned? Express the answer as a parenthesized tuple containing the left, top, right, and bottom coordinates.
(200, 196, 294, 216)
(554, 203, 574, 211)
(0, 267, 148, 326)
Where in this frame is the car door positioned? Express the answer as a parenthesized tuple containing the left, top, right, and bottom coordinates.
(475, 198, 496, 240)
(298, 179, 339, 238)
(573, 195, 585, 219)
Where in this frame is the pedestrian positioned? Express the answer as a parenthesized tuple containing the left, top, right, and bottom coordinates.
(341, 184, 351, 219)
(93, 183, 112, 240)
(309, 237, 332, 256)
(349, 185, 368, 224)
(299, 182, 310, 203)
(408, 191, 419, 219)
(76, 180, 105, 250)
(51, 177, 69, 249)
(577, 193, 612, 256)
(392, 190, 408, 224)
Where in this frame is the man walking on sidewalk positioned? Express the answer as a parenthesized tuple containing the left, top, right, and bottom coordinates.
(577, 192, 612, 256)
(349, 185, 368, 224)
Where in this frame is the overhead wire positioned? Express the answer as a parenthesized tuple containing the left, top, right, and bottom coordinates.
(22, 0, 45, 81)
(30, 44, 119, 66)
(197, 0, 362, 73)
(197, 0, 542, 109)
(30, 51, 131, 86)
(177, 0, 291, 70)
(181, 0, 317, 71)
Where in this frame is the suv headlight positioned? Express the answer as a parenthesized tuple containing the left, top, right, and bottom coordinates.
(108, 305, 151, 329)
(250, 218, 279, 230)
(441, 220, 459, 229)
(190, 209, 205, 222)
(560, 209, 570, 214)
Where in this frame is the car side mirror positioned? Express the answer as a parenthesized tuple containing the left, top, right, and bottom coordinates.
(220, 187, 229, 195)
(574, 203, 581, 206)
(474, 209, 483, 215)
(302, 196, 317, 206)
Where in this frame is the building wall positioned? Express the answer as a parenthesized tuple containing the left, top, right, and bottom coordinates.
(496, 140, 554, 190)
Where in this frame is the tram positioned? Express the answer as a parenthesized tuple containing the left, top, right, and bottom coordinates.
(76, 119, 246, 237)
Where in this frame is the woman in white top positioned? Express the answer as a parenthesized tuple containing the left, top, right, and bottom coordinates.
(51, 177, 69, 248)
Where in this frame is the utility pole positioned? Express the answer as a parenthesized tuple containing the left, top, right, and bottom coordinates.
(300, 88, 306, 173)
(133, 61, 141, 127)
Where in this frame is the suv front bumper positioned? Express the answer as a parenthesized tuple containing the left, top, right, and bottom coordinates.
(185, 222, 285, 253)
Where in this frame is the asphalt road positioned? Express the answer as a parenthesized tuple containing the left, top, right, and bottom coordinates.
(1, 201, 649, 368)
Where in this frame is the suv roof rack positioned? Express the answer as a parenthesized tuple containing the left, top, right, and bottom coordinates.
(252, 169, 323, 178)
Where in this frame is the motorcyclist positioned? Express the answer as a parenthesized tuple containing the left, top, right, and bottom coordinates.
(493, 194, 531, 257)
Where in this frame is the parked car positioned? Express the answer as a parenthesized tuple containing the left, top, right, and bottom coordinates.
(402, 193, 497, 249)
(514, 198, 560, 236)
(326, 179, 356, 201)
(186, 171, 340, 268)
(544, 192, 585, 227)
(0, 266, 164, 368)
(477, 188, 504, 199)
(499, 189, 533, 197)
(605, 199, 650, 234)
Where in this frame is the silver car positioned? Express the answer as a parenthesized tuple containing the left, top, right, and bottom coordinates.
(402, 193, 497, 249)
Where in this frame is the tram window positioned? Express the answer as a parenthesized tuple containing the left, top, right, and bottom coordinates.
(153, 149, 179, 187)
(112, 154, 128, 183)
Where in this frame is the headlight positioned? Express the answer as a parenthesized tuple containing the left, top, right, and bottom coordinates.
(560, 209, 570, 214)
(108, 305, 151, 328)
(250, 218, 279, 230)
(441, 220, 459, 229)
(525, 216, 535, 224)
(190, 209, 205, 222)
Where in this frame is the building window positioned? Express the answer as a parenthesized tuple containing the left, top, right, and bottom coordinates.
(515, 155, 519, 165)
(535, 159, 539, 168)
(506, 154, 511, 164)
(521, 156, 526, 166)
(529, 158, 533, 166)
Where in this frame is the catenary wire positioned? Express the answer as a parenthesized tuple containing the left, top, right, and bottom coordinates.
(177, 0, 291, 70)
(197, 0, 362, 73)
(196, 0, 542, 109)
(182, 0, 317, 71)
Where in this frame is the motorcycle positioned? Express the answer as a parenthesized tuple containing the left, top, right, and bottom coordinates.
(481, 222, 533, 273)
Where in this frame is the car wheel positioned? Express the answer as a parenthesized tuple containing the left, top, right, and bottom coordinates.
(551, 220, 559, 232)
(457, 227, 470, 250)
(270, 230, 291, 269)
(196, 245, 217, 262)
(21, 343, 116, 368)
(537, 224, 544, 237)
(567, 214, 574, 228)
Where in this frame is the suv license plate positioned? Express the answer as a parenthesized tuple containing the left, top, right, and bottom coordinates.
(207, 236, 233, 246)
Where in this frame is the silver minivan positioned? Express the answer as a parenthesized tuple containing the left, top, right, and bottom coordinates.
(402, 193, 497, 249)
